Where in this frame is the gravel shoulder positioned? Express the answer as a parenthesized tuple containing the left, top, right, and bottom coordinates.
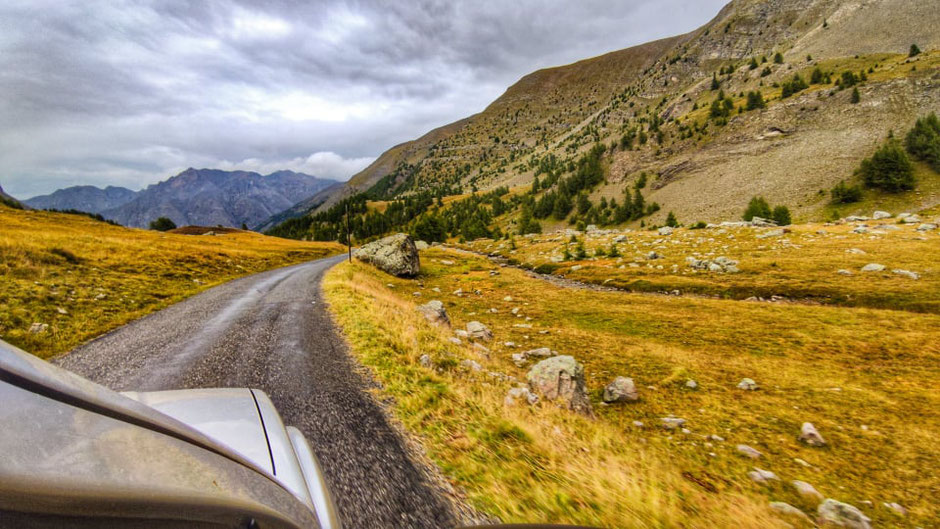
(55, 255, 462, 529)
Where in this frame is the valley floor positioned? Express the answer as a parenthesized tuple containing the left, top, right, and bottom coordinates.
(324, 233, 939, 527)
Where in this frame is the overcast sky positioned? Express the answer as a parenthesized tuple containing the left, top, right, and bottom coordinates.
(0, 0, 726, 198)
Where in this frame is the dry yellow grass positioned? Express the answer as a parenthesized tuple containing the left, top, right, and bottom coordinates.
(325, 246, 939, 528)
(0, 205, 343, 358)
(463, 219, 940, 314)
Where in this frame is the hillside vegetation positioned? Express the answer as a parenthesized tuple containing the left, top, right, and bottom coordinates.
(0, 205, 343, 358)
(272, 0, 940, 244)
(325, 244, 939, 527)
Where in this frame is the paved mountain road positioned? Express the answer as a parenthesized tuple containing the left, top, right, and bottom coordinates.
(55, 254, 461, 529)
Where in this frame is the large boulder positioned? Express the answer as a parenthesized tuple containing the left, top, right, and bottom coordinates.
(354, 233, 420, 277)
(527, 356, 593, 416)
(602, 376, 638, 403)
(817, 499, 871, 528)
(466, 321, 493, 341)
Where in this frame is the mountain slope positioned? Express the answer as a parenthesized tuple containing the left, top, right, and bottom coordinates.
(0, 183, 25, 209)
(254, 181, 343, 232)
(104, 169, 337, 229)
(24, 185, 137, 213)
(325, 0, 940, 224)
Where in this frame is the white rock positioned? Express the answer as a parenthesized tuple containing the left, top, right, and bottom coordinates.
(504, 386, 539, 407)
(466, 321, 493, 341)
(419, 354, 432, 368)
(860, 263, 885, 272)
(603, 377, 639, 403)
(882, 502, 906, 516)
(685, 379, 698, 390)
(872, 211, 892, 220)
(460, 359, 482, 371)
(748, 468, 779, 483)
(736, 444, 762, 459)
(817, 499, 871, 529)
(799, 422, 826, 446)
(892, 269, 920, 280)
(792, 480, 823, 501)
(769, 502, 811, 522)
(737, 378, 759, 390)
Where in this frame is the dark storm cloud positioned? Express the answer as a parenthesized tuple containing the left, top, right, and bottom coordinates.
(0, 0, 726, 198)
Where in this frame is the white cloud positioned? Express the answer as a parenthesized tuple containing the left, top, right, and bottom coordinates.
(216, 152, 374, 181)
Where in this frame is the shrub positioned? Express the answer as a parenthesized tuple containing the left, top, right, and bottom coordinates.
(830, 181, 863, 203)
(533, 263, 560, 275)
(690, 221, 707, 230)
(905, 113, 940, 171)
(810, 67, 824, 84)
(909, 44, 921, 57)
(772, 206, 792, 226)
(149, 217, 177, 231)
(850, 87, 860, 104)
(773, 52, 784, 64)
(607, 244, 621, 257)
(665, 211, 679, 227)
(574, 241, 587, 259)
(746, 91, 766, 110)
(742, 196, 772, 221)
(857, 140, 915, 192)
(781, 74, 808, 98)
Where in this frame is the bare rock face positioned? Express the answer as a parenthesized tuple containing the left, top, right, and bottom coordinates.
(417, 300, 449, 326)
(527, 355, 593, 417)
(354, 233, 420, 277)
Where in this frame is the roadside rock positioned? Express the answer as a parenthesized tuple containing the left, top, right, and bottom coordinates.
(792, 480, 823, 501)
(748, 468, 779, 484)
(417, 300, 450, 326)
(817, 499, 871, 528)
(737, 378, 759, 390)
(28, 322, 49, 334)
(527, 356, 593, 417)
(736, 444, 762, 459)
(602, 377, 638, 403)
(353, 233, 420, 277)
(770, 502, 811, 522)
(799, 422, 826, 446)
(505, 386, 539, 407)
(466, 321, 493, 341)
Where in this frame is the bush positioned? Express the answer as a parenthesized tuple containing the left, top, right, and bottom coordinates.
(773, 52, 784, 64)
(857, 140, 915, 192)
(909, 44, 921, 57)
(905, 113, 940, 171)
(830, 181, 863, 203)
(850, 87, 860, 104)
(746, 91, 766, 110)
(690, 221, 707, 229)
(742, 196, 772, 221)
(772, 206, 792, 226)
(781, 74, 808, 98)
(665, 211, 678, 227)
(533, 263, 560, 275)
(149, 217, 177, 231)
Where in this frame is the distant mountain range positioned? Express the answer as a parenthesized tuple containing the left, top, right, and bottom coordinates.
(0, 183, 25, 209)
(24, 169, 340, 229)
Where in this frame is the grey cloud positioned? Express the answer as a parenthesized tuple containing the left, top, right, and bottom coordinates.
(0, 0, 725, 198)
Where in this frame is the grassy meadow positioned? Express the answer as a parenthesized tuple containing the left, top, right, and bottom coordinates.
(324, 244, 939, 528)
(461, 216, 940, 314)
(0, 205, 344, 358)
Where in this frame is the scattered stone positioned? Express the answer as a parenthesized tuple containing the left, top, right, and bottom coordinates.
(748, 468, 779, 484)
(661, 417, 686, 430)
(792, 480, 823, 501)
(658, 226, 674, 236)
(736, 444, 762, 459)
(846, 248, 866, 255)
(799, 422, 826, 447)
(872, 211, 892, 220)
(511, 353, 527, 367)
(613, 235, 627, 243)
(503, 295, 513, 302)
(56, 307, 68, 315)
(460, 359, 482, 372)
(892, 269, 920, 280)
(737, 378, 759, 390)
(750, 216, 777, 227)
(504, 386, 539, 407)
(466, 321, 493, 341)
(414, 240, 429, 250)
(28, 322, 49, 334)
(707, 434, 725, 442)
(527, 356, 593, 416)
(756, 228, 786, 239)
(687, 256, 739, 273)
(899, 214, 921, 224)
(418, 354, 432, 368)
(793, 458, 812, 467)
(837, 269, 853, 276)
(882, 502, 906, 516)
(440, 259, 455, 265)
(632, 420, 644, 428)
(860, 263, 885, 272)
(602, 377, 639, 403)
(817, 499, 871, 529)
(454, 329, 469, 338)
(647, 251, 662, 260)
(851, 226, 869, 234)
(916, 223, 937, 231)
(770, 502, 811, 522)
(570, 265, 582, 271)
(684, 379, 698, 390)
(353, 233, 420, 277)
(417, 300, 450, 326)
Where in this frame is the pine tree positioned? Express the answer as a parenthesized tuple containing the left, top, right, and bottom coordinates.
(665, 211, 678, 227)
(857, 140, 915, 192)
(850, 87, 860, 104)
(742, 197, 772, 221)
(771, 206, 792, 226)
(746, 91, 766, 110)
(905, 113, 940, 171)
(711, 73, 720, 90)
(749, 57, 758, 70)
(909, 44, 921, 57)
(774, 52, 784, 64)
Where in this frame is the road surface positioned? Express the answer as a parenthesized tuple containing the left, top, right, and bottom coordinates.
(55, 254, 462, 529)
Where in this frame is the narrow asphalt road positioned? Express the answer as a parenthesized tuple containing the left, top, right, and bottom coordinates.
(55, 254, 461, 529)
